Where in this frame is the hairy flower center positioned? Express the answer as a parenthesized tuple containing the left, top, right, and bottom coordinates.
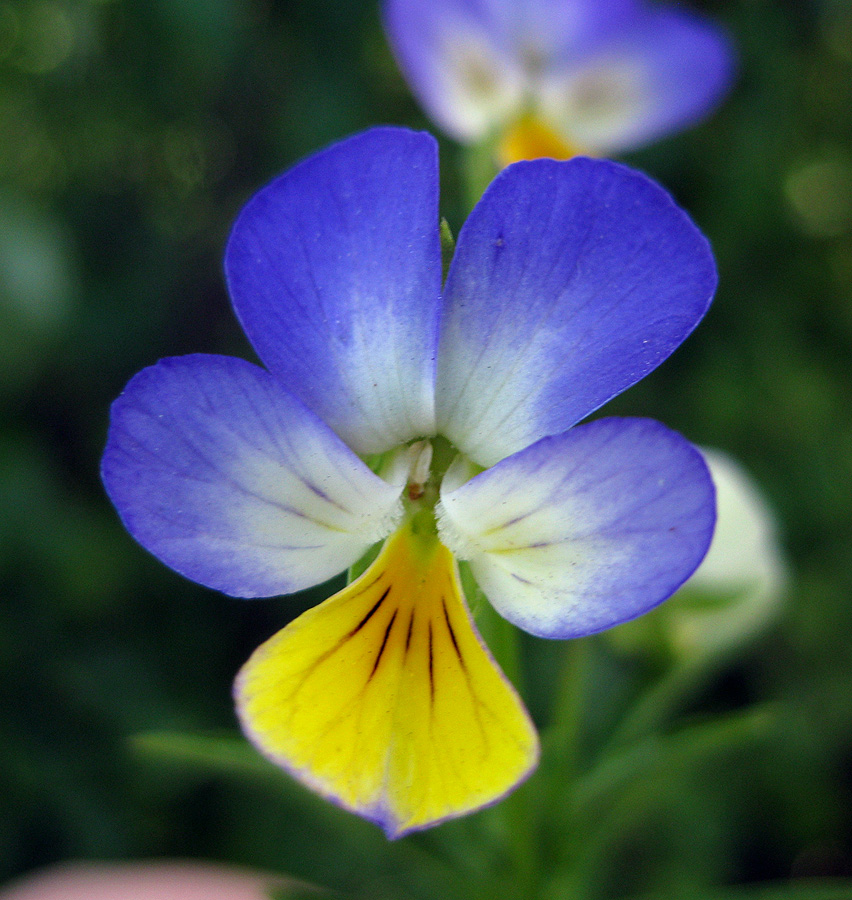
(396, 434, 481, 527)
(405, 439, 433, 501)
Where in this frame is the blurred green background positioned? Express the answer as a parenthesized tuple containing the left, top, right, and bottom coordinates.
(1, 0, 851, 897)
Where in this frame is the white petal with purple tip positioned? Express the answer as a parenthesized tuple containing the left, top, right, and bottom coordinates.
(383, 0, 643, 142)
(384, 0, 526, 141)
(437, 418, 715, 639)
(539, 8, 734, 154)
(101, 355, 404, 598)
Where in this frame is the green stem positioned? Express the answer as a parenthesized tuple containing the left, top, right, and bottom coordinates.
(459, 566, 540, 896)
(544, 637, 589, 787)
(460, 564, 523, 690)
(462, 139, 500, 213)
(528, 638, 590, 897)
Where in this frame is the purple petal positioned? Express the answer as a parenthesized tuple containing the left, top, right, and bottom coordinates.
(541, 7, 735, 154)
(383, 0, 525, 142)
(102, 355, 404, 598)
(438, 417, 715, 639)
(225, 127, 440, 456)
(436, 156, 716, 466)
(383, 0, 641, 142)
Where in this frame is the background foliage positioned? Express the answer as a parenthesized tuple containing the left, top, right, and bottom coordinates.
(1, 0, 851, 897)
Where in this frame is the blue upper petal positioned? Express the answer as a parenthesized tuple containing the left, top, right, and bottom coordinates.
(225, 127, 440, 456)
(436, 156, 717, 466)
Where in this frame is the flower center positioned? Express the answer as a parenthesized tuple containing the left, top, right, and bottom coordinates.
(405, 439, 433, 501)
(399, 434, 481, 521)
(497, 113, 584, 166)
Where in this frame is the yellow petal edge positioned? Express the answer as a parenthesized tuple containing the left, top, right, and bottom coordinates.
(234, 519, 539, 838)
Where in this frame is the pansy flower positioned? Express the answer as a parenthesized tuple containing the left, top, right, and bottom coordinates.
(384, 0, 734, 165)
(102, 127, 717, 838)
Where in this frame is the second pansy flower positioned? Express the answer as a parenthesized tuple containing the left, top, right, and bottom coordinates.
(384, 0, 734, 164)
(102, 127, 716, 838)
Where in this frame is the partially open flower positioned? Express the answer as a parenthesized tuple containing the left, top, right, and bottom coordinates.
(102, 127, 717, 837)
(666, 449, 786, 658)
(611, 449, 786, 661)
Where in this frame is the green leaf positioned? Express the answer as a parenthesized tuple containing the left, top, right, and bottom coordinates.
(131, 729, 284, 781)
(132, 731, 469, 899)
(625, 881, 852, 900)
(266, 886, 340, 900)
(723, 884, 852, 900)
(574, 704, 775, 815)
(545, 706, 778, 895)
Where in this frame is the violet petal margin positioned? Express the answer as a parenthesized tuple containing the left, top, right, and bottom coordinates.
(383, 0, 524, 142)
(382, 0, 641, 144)
(101, 355, 403, 598)
(435, 156, 717, 467)
(541, 7, 735, 154)
(437, 417, 715, 639)
(225, 127, 440, 456)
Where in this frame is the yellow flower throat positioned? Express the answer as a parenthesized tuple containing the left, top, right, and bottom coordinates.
(235, 440, 539, 837)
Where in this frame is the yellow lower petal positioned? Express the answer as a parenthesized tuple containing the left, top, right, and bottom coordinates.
(497, 114, 585, 166)
(234, 520, 539, 838)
